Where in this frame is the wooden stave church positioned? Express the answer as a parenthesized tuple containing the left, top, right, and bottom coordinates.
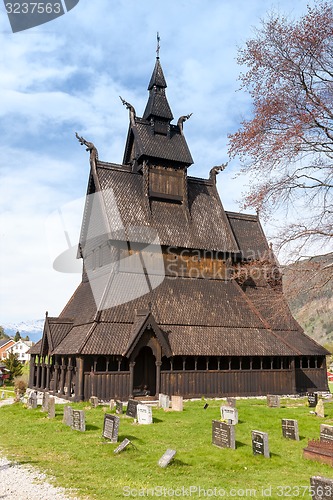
(29, 55, 329, 401)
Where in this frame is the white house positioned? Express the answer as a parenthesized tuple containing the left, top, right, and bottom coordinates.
(5, 340, 33, 363)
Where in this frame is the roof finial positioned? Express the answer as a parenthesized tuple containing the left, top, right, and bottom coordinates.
(156, 32, 160, 59)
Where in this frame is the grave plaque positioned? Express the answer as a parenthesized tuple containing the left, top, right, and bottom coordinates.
(171, 396, 183, 412)
(115, 400, 123, 414)
(252, 430, 270, 458)
(267, 395, 280, 408)
(90, 396, 98, 408)
(103, 414, 120, 442)
(114, 438, 131, 454)
(320, 424, 333, 444)
(158, 449, 176, 468)
(282, 419, 299, 441)
(308, 393, 318, 408)
(71, 409, 85, 432)
(159, 393, 170, 410)
(226, 397, 236, 408)
(220, 406, 238, 425)
(42, 392, 49, 412)
(310, 476, 333, 500)
(48, 396, 55, 419)
(63, 406, 73, 426)
(203, 403, 209, 410)
(126, 399, 139, 419)
(137, 404, 153, 425)
(212, 420, 236, 449)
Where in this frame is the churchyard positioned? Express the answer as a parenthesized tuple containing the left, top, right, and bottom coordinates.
(1, 395, 333, 499)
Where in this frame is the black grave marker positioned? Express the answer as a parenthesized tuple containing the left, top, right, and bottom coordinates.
(310, 476, 333, 500)
(282, 419, 299, 440)
(203, 403, 209, 410)
(115, 400, 123, 414)
(212, 420, 236, 449)
(252, 430, 270, 458)
(103, 414, 120, 443)
(158, 449, 176, 468)
(308, 393, 318, 408)
(126, 399, 139, 419)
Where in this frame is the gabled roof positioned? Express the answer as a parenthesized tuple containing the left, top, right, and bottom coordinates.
(226, 211, 269, 260)
(123, 311, 172, 358)
(0, 339, 14, 350)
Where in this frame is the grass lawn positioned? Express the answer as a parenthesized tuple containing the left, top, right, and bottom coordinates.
(1, 397, 333, 499)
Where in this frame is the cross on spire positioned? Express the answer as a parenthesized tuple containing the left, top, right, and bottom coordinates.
(156, 32, 160, 59)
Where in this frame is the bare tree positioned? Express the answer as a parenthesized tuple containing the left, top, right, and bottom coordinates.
(228, 1, 333, 275)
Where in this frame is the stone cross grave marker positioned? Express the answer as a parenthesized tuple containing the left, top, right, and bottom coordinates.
(115, 400, 123, 414)
(282, 419, 299, 441)
(158, 449, 176, 468)
(226, 397, 236, 408)
(220, 406, 238, 425)
(48, 396, 55, 419)
(252, 430, 270, 458)
(212, 420, 236, 450)
(103, 414, 120, 443)
(308, 393, 318, 408)
(71, 409, 85, 432)
(63, 406, 73, 427)
(171, 395, 183, 412)
(310, 476, 333, 500)
(126, 399, 140, 419)
(320, 424, 333, 444)
(267, 395, 280, 408)
(137, 404, 153, 424)
(159, 393, 170, 410)
(42, 392, 49, 412)
(90, 396, 98, 408)
(114, 438, 131, 454)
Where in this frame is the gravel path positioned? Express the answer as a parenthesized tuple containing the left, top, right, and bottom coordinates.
(0, 456, 81, 500)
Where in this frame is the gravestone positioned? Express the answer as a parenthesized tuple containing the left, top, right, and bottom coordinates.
(315, 399, 325, 418)
(267, 395, 280, 408)
(304, 439, 333, 466)
(42, 392, 49, 412)
(308, 393, 318, 408)
(226, 397, 236, 408)
(114, 438, 131, 454)
(212, 420, 236, 449)
(48, 396, 55, 419)
(252, 430, 270, 458)
(137, 404, 153, 425)
(159, 393, 170, 410)
(203, 403, 209, 410)
(71, 409, 85, 432)
(220, 406, 238, 425)
(171, 395, 183, 412)
(90, 396, 98, 408)
(63, 406, 73, 427)
(320, 424, 333, 444)
(115, 400, 123, 414)
(282, 419, 299, 441)
(1, 391, 4, 399)
(109, 399, 115, 411)
(310, 476, 333, 500)
(126, 399, 139, 419)
(158, 449, 176, 468)
(103, 414, 120, 442)
(28, 392, 37, 409)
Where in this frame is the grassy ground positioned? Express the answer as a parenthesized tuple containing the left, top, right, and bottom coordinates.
(1, 397, 333, 499)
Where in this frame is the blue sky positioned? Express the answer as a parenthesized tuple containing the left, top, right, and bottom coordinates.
(0, 0, 317, 323)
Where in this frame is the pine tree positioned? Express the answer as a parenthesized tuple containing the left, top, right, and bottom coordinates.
(4, 352, 23, 381)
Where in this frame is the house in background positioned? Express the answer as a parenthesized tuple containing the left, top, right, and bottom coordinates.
(6, 340, 33, 363)
(0, 339, 16, 360)
(29, 53, 329, 401)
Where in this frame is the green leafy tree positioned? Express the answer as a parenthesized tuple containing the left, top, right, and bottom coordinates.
(0, 326, 9, 340)
(14, 331, 21, 342)
(4, 352, 23, 381)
